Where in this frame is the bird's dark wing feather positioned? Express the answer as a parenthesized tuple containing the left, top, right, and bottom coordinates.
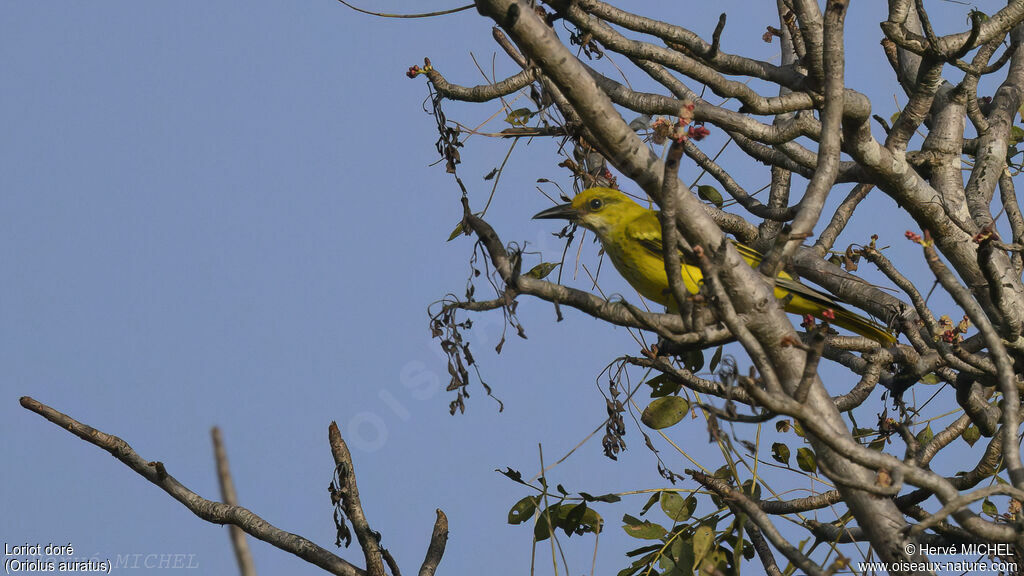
(629, 219, 767, 270)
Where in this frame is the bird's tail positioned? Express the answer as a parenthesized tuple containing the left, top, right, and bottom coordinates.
(775, 276, 896, 344)
(824, 306, 896, 344)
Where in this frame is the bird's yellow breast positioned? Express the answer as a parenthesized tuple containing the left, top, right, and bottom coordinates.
(602, 224, 704, 308)
(601, 217, 790, 311)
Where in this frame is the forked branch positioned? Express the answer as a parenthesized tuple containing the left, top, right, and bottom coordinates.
(20, 397, 449, 576)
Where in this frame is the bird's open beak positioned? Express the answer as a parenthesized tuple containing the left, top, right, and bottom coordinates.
(532, 203, 578, 221)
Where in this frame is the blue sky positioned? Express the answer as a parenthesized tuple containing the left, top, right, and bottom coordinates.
(2, 1, 1009, 574)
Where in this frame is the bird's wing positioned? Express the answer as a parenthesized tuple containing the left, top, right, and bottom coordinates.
(629, 221, 844, 303)
(624, 211, 669, 259)
(628, 215, 893, 341)
(729, 241, 850, 307)
(627, 213, 764, 269)
(774, 275, 842, 308)
(730, 241, 765, 267)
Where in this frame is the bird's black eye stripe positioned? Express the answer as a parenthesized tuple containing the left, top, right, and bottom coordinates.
(589, 198, 604, 210)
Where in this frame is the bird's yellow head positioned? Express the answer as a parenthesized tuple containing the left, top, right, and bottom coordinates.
(532, 187, 645, 239)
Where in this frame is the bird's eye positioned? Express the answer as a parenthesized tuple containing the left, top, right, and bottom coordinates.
(588, 198, 604, 211)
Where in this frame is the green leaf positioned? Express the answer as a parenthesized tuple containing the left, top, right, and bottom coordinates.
(525, 262, 560, 279)
(447, 219, 466, 241)
(697, 185, 724, 208)
(920, 372, 941, 385)
(771, 442, 791, 465)
(577, 507, 603, 535)
(792, 420, 805, 438)
(699, 547, 730, 576)
(641, 396, 690, 430)
(1011, 126, 1024, 146)
(497, 467, 526, 484)
(796, 447, 817, 473)
(828, 255, 843, 267)
(535, 504, 602, 541)
(709, 345, 723, 372)
(683, 349, 704, 372)
(616, 565, 643, 576)
(505, 107, 534, 126)
(508, 496, 538, 524)
(660, 492, 697, 523)
(742, 539, 756, 560)
(647, 374, 682, 398)
(563, 502, 587, 535)
(666, 537, 695, 575)
(713, 465, 734, 482)
(741, 479, 762, 500)
(775, 420, 791, 434)
(579, 491, 621, 503)
(890, 111, 900, 124)
(625, 544, 663, 558)
(962, 425, 981, 447)
(534, 504, 560, 541)
(639, 493, 661, 516)
(619, 549, 661, 576)
(916, 424, 934, 446)
(692, 525, 715, 564)
(622, 514, 667, 539)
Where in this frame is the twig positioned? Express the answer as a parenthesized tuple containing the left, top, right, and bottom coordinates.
(908, 485, 1024, 537)
(382, 550, 401, 576)
(334, 0, 472, 19)
(812, 183, 873, 255)
(659, 138, 695, 320)
(793, 328, 825, 403)
(706, 13, 727, 59)
(743, 524, 784, 576)
(212, 427, 258, 576)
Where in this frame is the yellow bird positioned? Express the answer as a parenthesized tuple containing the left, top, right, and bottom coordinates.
(533, 187, 895, 344)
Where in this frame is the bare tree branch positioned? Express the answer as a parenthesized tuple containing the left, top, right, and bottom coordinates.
(212, 427, 258, 576)
(329, 422, 387, 576)
(19, 397, 366, 576)
(417, 510, 448, 576)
